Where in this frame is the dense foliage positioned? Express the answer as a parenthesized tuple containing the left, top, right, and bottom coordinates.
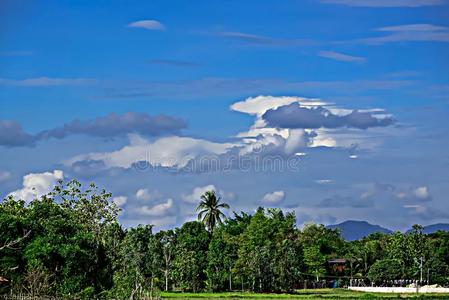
(1, 180, 448, 298)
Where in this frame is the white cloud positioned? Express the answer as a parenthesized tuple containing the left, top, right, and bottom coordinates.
(138, 198, 173, 216)
(8, 170, 63, 202)
(128, 20, 165, 31)
(113, 196, 128, 207)
(68, 134, 235, 169)
(318, 50, 365, 63)
(182, 184, 216, 203)
(0, 170, 11, 182)
(231, 95, 327, 116)
(262, 190, 285, 204)
(321, 0, 445, 7)
(230, 95, 395, 153)
(413, 186, 430, 200)
(136, 188, 153, 201)
(284, 129, 309, 155)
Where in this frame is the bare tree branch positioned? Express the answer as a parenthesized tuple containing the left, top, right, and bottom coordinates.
(0, 230, 31, 251)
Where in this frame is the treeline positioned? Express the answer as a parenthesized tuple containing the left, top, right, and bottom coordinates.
(1, 180, 448, 299)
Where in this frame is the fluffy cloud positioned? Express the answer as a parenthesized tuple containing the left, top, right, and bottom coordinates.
(68, 134, 235, 169)
(135, 188, 163, 201)
(182, 184, 216, 203)
(361, 183, 433, 203)
(231, 95, 326, 116)
(231, 95, 396, 153)
(261, 190, 285, 204)
(113, 196, 128, 207)
(318, 50, 365, 63)
(320, 0, 444, 7)
(262, 103, 395, 130)
(138, 198, 173, 216)
(396, 186, 432, 202)
(128, 20, 165, 31)
(8, 170, 63, 202)
(413, 186, 430, 199)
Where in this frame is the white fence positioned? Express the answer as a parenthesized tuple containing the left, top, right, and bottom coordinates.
(349, 286, 449, 294)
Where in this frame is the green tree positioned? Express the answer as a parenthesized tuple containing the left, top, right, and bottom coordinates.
(207, 212, 251, 291)
(112, 225, 155, 300)
(368, 259, 403, 284)
(196, 191, 229, 233)
(173, 222, 210, 292)
(155, 230, 176, 291)
(303, 244, 326, 281)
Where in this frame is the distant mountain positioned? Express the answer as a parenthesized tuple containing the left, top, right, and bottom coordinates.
(407, 223, 449, 234)
(327, 220, 392, 241)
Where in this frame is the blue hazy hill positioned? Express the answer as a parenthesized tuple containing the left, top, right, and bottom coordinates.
(327, 220, 392, 241)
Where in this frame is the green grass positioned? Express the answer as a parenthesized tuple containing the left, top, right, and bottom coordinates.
(160, 289, 449, 299)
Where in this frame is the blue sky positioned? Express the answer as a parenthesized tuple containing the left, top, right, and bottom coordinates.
(1, 0, 449, 231)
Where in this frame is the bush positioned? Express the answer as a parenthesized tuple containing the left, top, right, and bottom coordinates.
(368, 259, 403, 284)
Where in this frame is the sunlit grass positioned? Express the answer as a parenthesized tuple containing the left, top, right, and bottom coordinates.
(161, 289, 449, 299)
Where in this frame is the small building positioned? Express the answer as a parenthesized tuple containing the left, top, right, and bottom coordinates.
(328, 258, 347, 273)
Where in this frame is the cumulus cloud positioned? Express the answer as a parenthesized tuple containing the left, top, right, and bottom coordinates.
(135, 188, 163, 201)
(361, 183, 433, 204)
(262, 103, 395, 130)
(413, 186, 430, 199)
(8, 170, 63, 202)
(128, 20, 165, 31)
(68, 134, 235, 169)
(320, 0, 445, 7)
(261, 190, 285, 204)
(318, 50, 365, 63)
(138, 198, 173, 216)
(0, 120, 35, 147)
(396, 185, 433, 202)
(113, 196, 128, 207)
(231, 95, 326, 116)
(231, 95, 396, 153)
(182, 184, 216, 203)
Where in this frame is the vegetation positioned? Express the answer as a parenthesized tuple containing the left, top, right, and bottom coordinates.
(161, 290, 449, 299)
(1, 180, 449, 299)
(196, 190, 230, 233)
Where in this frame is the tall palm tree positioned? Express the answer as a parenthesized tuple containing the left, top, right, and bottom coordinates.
(196, 190, 229, 233)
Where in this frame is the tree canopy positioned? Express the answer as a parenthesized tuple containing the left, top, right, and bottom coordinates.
(1, 180, 448, 298)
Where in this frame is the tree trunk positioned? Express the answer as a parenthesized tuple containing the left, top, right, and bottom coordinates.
(165, 269, 169, 291)
(229, 266, 232, 291)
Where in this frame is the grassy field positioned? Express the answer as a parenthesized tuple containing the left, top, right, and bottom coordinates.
(161, 289, 449, 299)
